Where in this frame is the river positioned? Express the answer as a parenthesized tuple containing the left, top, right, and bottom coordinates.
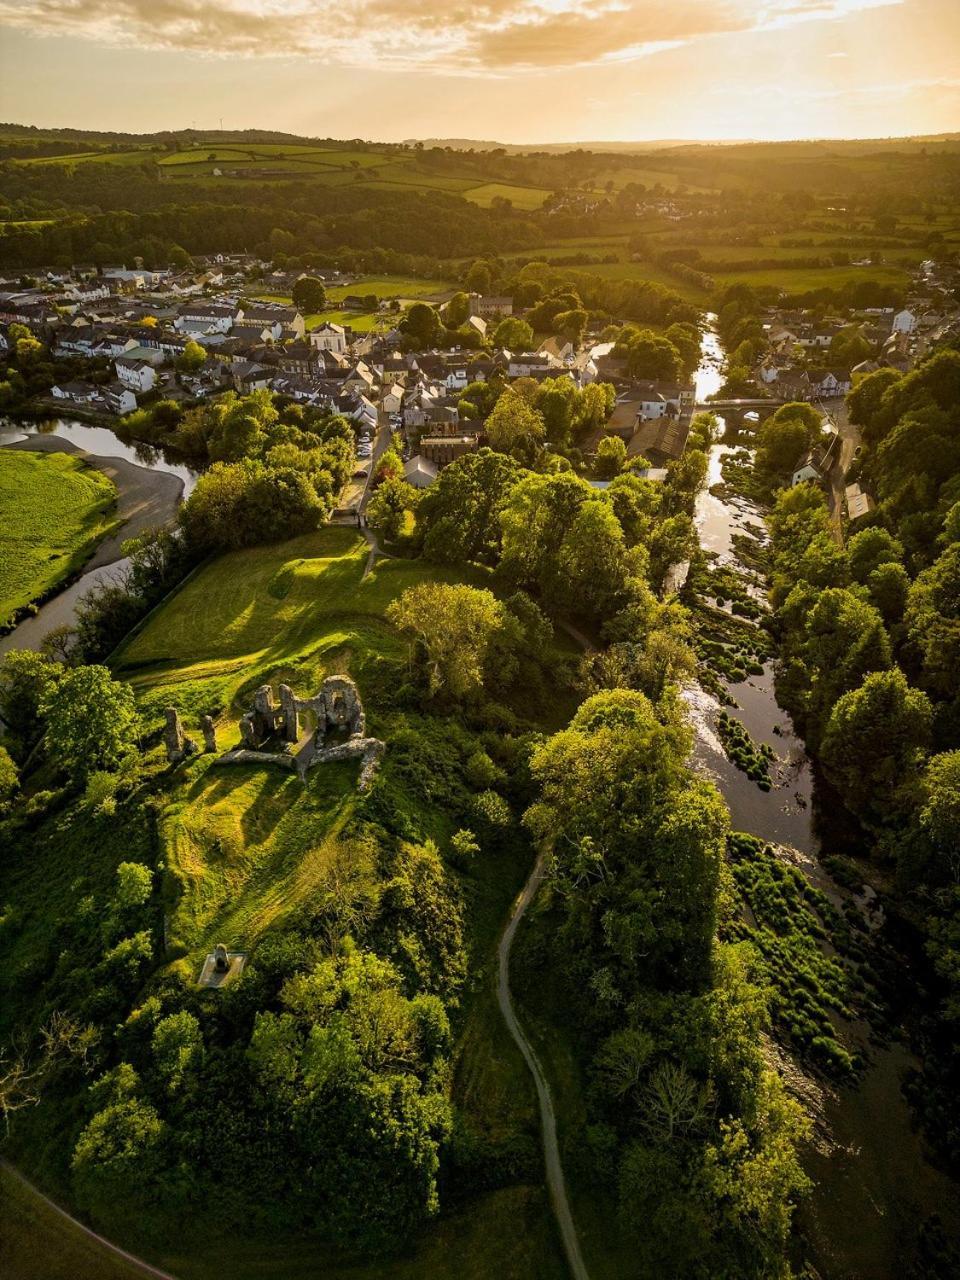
(0, 416, 198, 654)
(686, 322, 960, 1277)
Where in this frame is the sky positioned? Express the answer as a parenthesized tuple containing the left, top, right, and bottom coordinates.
(0, 0, 958, 143)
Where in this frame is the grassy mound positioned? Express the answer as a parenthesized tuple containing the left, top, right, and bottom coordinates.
(0, 450, 117, 625)
(114, 527, 485, 725)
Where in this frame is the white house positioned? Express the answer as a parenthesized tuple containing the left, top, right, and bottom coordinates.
(174, 301, 236, 334)
(811, 369, 852, 398)
(237, 304, 305, 341)
(103, 382, 138, 415)
(638, 392, 668, 421)
(381, 383, 404, 414)
(468, 293, 513, 318)
(309, 322, 347, 354)
(115, 357, 156, 393)
(892, 308, 917, 334)
(51, 380, 99, 405)
(792, 454, 823, 487)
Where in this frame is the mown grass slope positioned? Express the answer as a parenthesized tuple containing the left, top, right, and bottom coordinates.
(0, 450, 117, 626)
(114, 526, 484, 725)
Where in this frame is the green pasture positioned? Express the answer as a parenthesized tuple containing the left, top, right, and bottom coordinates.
(463, 183, 552, 209)
(324, 276, 451, 301)
(0, 450, 117, 626)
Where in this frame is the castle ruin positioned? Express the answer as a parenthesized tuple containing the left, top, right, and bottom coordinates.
(216, 675, 384, 788)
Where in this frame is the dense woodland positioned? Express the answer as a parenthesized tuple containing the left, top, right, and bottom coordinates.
(762, 349, 960, 1170)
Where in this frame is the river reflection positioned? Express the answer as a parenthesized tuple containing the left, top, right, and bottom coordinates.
(0, 416, 200, 496)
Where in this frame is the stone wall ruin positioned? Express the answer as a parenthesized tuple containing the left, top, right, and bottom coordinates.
(218, 675, 383, 789)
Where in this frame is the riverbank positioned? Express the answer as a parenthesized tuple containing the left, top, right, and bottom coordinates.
(687, 333, 960, 1275)
(0, 419, 191, 654)
(0, 449, 118, 630)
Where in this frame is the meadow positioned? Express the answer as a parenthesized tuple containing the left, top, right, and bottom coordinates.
(0, 450, 117, 627)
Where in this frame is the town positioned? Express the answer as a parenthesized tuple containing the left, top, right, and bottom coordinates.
(3, 249, 957, 523)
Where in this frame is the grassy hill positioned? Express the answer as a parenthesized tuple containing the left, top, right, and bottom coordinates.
(0, 524, 570, 1277)
(0, 450, 117, 627)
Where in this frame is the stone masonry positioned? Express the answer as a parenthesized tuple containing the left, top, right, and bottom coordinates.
(219, 675, 383, 788)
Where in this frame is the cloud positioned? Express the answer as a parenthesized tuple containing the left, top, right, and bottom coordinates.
(0, 0, 903, 70)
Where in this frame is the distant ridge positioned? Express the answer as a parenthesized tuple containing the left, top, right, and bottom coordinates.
(406, 133, 960, 154)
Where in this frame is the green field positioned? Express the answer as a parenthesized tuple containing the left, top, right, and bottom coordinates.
(0, 450, 117, 626)
(19, 149, 156, 167)
(324, 276, 451, 302)
(462, 182, 552, 209)
(104, 525, 571, 1276)
(306, 308, 389, 332)
(712, 262, 913, 293)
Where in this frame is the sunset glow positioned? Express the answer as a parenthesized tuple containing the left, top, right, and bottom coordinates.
(0, 0, 957, 140)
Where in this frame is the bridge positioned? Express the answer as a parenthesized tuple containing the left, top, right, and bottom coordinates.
(693, 398, 785, 412)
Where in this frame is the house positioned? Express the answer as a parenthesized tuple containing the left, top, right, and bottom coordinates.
(174, 301, 236, 334)
(792, 453, 824, 486)
(419, 435, 478, 467)
(237, 304, 305, 340)
(342, 361, 376, 395)
(466, 315, 487, 339)
(776, 369, 813, 401)
(102, 382, 138, 415)
(403, 455, 439, 488)
(115, 357, 156, 393)
(845, 482, 876, 521)
(538, 335, 576, 364)
(810, 369, 852, 398)
(467, 293, 513, 318)
(507, 352, 562, 379)
(638, 392, 668, 421)
(230, 362, 272, 393)
(381, 383, 404, 414)
(51, 380, 99, 405)
(892, 308, 917, 334)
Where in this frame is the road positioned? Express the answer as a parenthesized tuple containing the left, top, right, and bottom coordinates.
(497, 855, 591, 1280)
(358, 410, 394, 515)
(819, 396, 861, 546)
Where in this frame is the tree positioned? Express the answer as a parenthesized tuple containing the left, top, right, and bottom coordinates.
(0, 746, 18, 813)
(175, 340, 206, 375)
(292, 275, 327, 313)
(847, 526, 903, 584)
(399, 302, 441, 349)
(491, 316, 533, 350)
(152, 1012, 203, 1093)
(464, 260, 492, 294)
(41, 666, 140, 782)
(756, 415, 809, 474)
(484, 387, 545, 461)
(554, 308, 587, 344)
(417, 447, 521, 567)
(0, 649, 63, 753)
(596, 436, 627, 479)
(366, 476, 419, 544)
(821, 668, 932, 824)
(443, 292, 470, 328)
(906, 544, 960, 698)
(614, 327, 682, 381)
(388, 583, 512, 701)
(919, 752, 960, 882)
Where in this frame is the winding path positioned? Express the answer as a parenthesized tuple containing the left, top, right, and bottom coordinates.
(0, 1159, 179, 1280)
(496, 854, 590, 1280)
